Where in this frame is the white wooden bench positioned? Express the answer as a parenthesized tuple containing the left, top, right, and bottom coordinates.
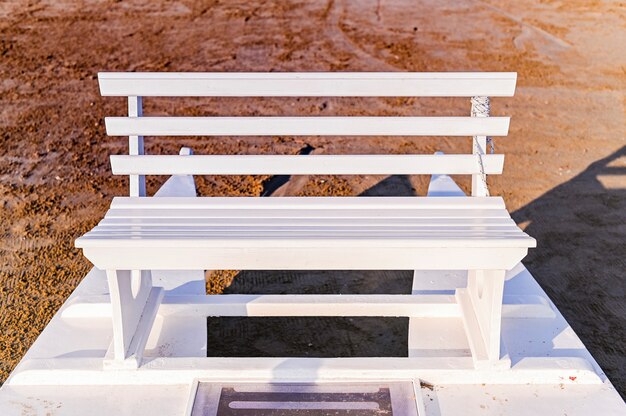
(75, 72, 535, 372)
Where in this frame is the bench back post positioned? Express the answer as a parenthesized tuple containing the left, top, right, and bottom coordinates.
(470, 96, 490, 197)
(128, 96, 146, 197)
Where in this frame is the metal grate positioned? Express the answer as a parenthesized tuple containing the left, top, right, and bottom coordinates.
(190, 382, 419, 416)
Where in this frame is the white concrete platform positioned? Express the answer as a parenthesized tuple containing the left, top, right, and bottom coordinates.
(0, 260, 624, 414)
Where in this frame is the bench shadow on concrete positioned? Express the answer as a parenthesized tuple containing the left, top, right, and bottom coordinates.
(208, 152, 625, 395)
(511, 145, 625, 396)
(208, 175, 416, 358)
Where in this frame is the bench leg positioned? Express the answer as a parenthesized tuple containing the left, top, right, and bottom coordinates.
(456, 269, 507, 367)
(106, 269, 163, 366)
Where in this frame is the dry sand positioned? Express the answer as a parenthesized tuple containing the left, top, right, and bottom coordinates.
(0, 0, 624, 396)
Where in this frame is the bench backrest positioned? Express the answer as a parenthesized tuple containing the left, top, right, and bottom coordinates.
(98, 72, 517, 197)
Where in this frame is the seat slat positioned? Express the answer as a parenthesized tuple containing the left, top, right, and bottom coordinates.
(103, 208, 512, 219)
(109, 196, 506, 210)
(98, 72, 517, 97)
(110, 154, 504, 175)
(104, 116, 510, 137)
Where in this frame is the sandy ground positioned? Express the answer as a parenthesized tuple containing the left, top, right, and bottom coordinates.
(0, 0, 624, 397)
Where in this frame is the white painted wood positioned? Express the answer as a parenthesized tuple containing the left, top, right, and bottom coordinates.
(154, 294, 459, 317)
(99, 217, 517, 227)
(456, 270, 506, 365)
(470, 270, 506, 362)
(78, 71, 531, 370)
(105, 287, 164, 370)
(98, 72, 517, 97)
(106, 269, 153, 361)
(85, 228, 525, 236)
(127, 96, 145, 197)
(102, 287, 163, 370)
(110, 154, 505, 175)
(58, 294, 459, 319)
(79, 226, 533, 245)
(100, 208, 513, 220)
(108, 196, 507, 210)
(61, 294, 554, 319)
(105, 116, 510, 137)
(77, 198, 534, 247)
(457, 290, 487, 362)
(81, 246, 530, 271)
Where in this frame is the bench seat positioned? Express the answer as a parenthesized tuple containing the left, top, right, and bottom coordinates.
(76, 196, 535, 271)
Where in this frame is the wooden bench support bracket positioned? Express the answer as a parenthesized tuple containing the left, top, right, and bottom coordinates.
(456, 269, 510, 369)
(104, 269, 164, 369)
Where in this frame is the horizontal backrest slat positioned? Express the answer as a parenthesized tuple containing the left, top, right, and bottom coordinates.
(98, 72, 517, 97)
(105, 116, 510, 137)
(110, 154, 504, 175)
(98, 72, 516, 197)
